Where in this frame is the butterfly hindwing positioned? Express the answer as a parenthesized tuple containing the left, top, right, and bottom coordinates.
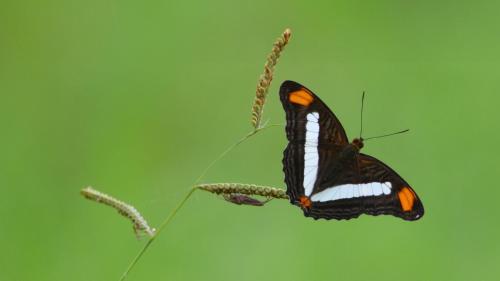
(356, 153, 424, 220)
(305, 154, 423, 221)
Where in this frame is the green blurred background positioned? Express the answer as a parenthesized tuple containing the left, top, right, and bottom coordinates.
(1, 0, 499, 280)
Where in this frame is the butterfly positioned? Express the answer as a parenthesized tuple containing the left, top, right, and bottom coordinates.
(279, 80, 424, 221)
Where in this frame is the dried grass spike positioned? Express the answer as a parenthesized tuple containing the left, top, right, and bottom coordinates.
(81, 187, 155, 237)
(197, 183, 289, 200)
(251, 28, 292, 129)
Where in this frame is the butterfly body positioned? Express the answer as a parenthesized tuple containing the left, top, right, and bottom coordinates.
(280, 80, 424, 221)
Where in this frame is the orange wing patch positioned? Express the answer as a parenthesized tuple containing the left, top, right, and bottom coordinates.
(299, 195, 312, 209)
(398, 187, 416, 211)
(289, 89, 314, 106)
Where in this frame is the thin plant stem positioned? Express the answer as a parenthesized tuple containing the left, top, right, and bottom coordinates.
(119, 187, 197, 281)
(194, 123, 281, 184)
(119, 123, 282, 280)
(116, 27, 292, 280)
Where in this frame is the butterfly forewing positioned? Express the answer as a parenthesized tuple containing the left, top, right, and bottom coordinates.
(279, 80, 348, 144)
(283, 143, 303, 201)
(280, 80, 348, 207)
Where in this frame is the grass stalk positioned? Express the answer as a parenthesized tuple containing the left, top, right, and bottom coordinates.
(119, 187, 197, 281)
(119, 124, 280, 280)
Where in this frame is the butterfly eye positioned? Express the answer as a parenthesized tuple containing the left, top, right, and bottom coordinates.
(352, 138, 364, 149)
(357, 141, 364, 149)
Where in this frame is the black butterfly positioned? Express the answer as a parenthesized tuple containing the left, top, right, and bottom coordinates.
(280, 80, 424, 221)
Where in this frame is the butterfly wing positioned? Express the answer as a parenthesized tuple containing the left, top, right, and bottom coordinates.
(280, 80, 348, 144)
(307, 153, 424, 221)
(280, 80, 348, 206)
(357, 153, 424, 220)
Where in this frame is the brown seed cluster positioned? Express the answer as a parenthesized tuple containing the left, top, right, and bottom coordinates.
(197, 183, 288, 200)
(81, 187, 155, 237)
(251, 28, 291, 129)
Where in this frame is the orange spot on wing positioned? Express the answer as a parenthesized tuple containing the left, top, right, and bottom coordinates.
(289, 89, 314, 106)
(299, 195, 312, 209)
(398, 187, 416, 211)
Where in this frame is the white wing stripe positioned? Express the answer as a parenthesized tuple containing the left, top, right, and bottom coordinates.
(373, 183, 383, 196)
(310, 182, 393, 202)
(303, 112, 320, 197)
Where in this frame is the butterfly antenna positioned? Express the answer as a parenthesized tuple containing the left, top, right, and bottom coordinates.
(359, 91, 365, 139)
(364, 129, 410, 141)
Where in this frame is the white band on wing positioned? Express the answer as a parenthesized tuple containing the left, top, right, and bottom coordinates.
(310, 182, 392, 202)
(303, 112, 320, 197)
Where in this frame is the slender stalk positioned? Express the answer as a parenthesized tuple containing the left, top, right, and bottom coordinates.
(194, 123, 280, 184)
(119, 187, 197, 281)
(119, 124, 281, 280)
(116, 27, 292, 281)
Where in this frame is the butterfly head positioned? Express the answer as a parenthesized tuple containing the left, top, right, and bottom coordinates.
(352, 138, 364, 150)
